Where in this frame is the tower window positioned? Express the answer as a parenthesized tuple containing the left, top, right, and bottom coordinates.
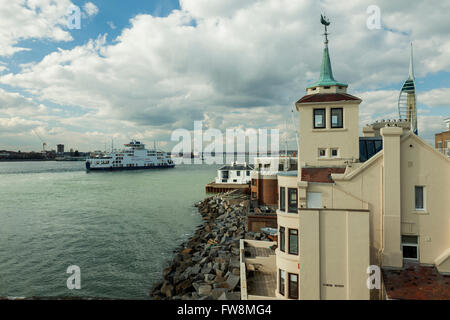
(288, 229, 298, 255)
(331, 148, 339, 157)
(318, 148, 326, 158)
(288, 188, 298, 213)
(331, 108, 343, 128)
(280, 187, 286, 211)
(313, 109, 326, 128)
(279, 227, 285, 252)
(288, 273, 299, 299)
(279, 269, 286, 295)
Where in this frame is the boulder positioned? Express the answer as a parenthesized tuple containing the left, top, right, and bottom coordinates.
(218, 292, 241, 300)
(197, 284, 212, 296)
(161, 281, 174, 298)
(211, 288, 228, 299)
(175, 279, 193, 294)
(224, 274, 240, 291)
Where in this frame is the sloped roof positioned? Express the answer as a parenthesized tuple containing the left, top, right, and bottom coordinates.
(219, 164, 254, 171)
(296, 93, 361, 105)
(301, 167, 346, 183)
(306, 45, 347, 89)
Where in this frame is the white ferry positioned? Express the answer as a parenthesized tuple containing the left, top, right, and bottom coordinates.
(85, 140, 174, 171)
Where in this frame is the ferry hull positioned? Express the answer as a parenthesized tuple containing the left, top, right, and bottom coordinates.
(86, 162, 175, 171)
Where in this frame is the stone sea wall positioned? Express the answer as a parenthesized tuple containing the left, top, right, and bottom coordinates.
(150, 191, 267, 300)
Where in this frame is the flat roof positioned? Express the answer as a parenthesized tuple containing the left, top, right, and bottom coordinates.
(382, 262, 450, 300)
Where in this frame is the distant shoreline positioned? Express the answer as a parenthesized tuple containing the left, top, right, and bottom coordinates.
(0, 159, 53, 162)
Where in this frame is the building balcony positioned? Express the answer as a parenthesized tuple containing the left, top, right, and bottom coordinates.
(239, 239, 278, 300)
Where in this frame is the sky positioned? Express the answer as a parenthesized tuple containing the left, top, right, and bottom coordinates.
(0, 0, 449, 152)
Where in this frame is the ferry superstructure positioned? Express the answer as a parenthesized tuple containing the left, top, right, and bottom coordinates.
(85, 140, 174, 171)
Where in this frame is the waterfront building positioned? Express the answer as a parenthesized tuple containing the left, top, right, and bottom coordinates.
(215, 162, 254, 184)
(240, 16, 450, 300)
(435, 118, 450, 157)
(250, 157, 297, 206)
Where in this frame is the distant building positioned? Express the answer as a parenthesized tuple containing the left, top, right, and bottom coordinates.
(215, 162, 253, 184)
(250, 157, 297, 206)
(57, 144, 64, 154)
(435, 118, 450, 157)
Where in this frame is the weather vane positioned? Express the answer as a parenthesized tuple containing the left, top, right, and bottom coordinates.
(320, 14, 330, 44)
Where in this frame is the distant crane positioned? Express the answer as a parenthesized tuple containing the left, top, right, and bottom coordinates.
(32, 130, 47, 153)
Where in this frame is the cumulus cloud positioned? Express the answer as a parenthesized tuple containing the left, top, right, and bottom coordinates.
(419, 88, 450, 107)
(1, 0, 449, 150)
(0, 0, 76, 57)
(83, 2, 99, 17)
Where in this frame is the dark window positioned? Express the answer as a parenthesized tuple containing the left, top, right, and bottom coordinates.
(288, 273, 298, 299)
(288, 229, 298, 255)
(279, 269, 286, 295)
(319, 149, 326, 157)
(252, 179, 257, 186)
(415, 186, 424, 210)
(313, 109, 326, 128)
(402, 235, 419, 260)
(288, 188, 298, 213)
(246, 170, 250, 176)
(403, 246, 418, 259)
(331, 148, 338, 157)
(331, 108, 343, 128)
(237, 171, 241, 176)
(279, 227, 285, 252)
(280, 187, 286, 211)
(278, 164, 284, 171)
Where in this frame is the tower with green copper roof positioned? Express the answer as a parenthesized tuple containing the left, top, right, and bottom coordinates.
(307, 15, 348, 89)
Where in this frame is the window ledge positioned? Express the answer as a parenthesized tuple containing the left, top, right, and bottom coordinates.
(312, 128, 347, 132)
(277, 209, 299, 216)
(317, 157, 343, 161)
(413, 210, 429, 215)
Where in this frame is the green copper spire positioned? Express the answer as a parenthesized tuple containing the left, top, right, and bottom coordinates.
(307, 15, 347, 89)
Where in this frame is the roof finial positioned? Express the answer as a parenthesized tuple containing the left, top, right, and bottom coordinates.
(321, 14, 330, 46)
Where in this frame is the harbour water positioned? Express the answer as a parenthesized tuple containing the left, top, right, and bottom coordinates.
(0, 161, 219, 299)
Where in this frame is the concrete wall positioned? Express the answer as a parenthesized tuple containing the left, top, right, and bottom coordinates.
(275, 208, 370, 300)
(331, 130, 450, 273)
(400, 133, 450, 272)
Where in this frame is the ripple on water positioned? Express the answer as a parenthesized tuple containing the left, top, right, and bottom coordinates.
(0, 161, 217, 298)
